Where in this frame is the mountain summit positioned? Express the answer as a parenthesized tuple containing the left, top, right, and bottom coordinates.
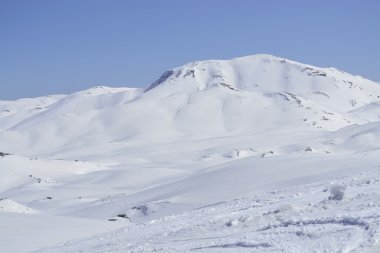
(147, 54, 379, 111)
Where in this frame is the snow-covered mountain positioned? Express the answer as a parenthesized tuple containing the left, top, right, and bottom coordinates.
(1, 54, 380, 252)
(1, 55, 379, 155)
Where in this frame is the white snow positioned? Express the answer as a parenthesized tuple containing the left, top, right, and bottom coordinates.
(0, 198, 38, 214)
(34, 168, 380, 253)
(1, 54, 380, 252)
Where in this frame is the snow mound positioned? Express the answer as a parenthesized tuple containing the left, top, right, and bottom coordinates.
(330, 121, 380, 151)
(350, 102, 380, 122)
(0, 198, 38, 214)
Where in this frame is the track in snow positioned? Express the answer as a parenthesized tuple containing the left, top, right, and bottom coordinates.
(35, 168, 380, 253)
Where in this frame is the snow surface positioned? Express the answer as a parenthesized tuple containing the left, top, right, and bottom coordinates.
(1, 54, 380, 252)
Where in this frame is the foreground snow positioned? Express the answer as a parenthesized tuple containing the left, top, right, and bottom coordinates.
(35, 167, 380, 253)
(0, 214, 124, 253)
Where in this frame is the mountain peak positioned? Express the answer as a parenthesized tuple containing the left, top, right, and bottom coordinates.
(145, 54, 376, 98)
(145, 54, 289, 92)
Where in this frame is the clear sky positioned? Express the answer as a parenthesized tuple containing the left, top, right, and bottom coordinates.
(1, 0, 379, 100)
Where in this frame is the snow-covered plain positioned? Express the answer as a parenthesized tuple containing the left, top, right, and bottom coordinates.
(1, 54, 380, 252)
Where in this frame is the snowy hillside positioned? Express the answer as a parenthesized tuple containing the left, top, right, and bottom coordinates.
(1, 54, 380, 252)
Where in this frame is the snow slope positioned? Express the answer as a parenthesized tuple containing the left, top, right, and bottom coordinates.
(35, 167, 380, 253)
(1, 54, 380, 252)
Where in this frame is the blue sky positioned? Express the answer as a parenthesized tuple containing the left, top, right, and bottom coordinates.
(1, 0, 379, 100)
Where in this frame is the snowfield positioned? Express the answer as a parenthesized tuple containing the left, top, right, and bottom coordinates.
(1, 54, 380, 252)
(35, 167, 380, 253)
